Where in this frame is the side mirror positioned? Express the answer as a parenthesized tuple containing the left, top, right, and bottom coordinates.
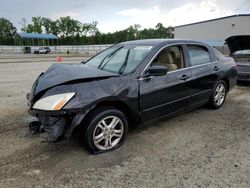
(81, 60, 85, 64)
(146, 65, 168, 77)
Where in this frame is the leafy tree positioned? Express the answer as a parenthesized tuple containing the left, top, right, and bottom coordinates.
(0, 17, 17, 44)
(19, 18, 28, 32)
(42, 18, 59, 35)
(140, 28, 158, 39)
(89, 21, 99, 36)
(58, 16, 81, 38)
(166, 26, 174, 38)
(125, 24, 141, 40)
(1, 16, 175, 45)
(31, 17, 43, 33)
(155, 23, 174, 38)
(26, 24, 34, 33)
(82, 23, 92, 36)
(20, 17, 43, 33)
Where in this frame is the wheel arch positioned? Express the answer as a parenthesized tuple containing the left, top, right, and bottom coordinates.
(76, 100, 139, 133)
(221, 78, 229, 92)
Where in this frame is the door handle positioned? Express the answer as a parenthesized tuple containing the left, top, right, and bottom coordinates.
(180, 74, 190, 81)
(213, 66, 220, 71)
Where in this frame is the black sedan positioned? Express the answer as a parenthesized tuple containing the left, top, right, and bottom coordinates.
(27, 39, 237, 154)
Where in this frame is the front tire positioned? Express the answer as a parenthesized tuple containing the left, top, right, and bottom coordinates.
(84, 107, 128, 154)
(208, 80, 227, 109)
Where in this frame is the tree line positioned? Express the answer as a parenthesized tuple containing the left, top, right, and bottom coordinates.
(0, 16, 174, 45)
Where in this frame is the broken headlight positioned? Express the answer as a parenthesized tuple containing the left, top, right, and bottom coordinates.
(32, 93, 75, 111)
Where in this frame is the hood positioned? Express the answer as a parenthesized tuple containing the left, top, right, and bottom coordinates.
(225, 35, 250, 54)
(34, 63, 118, 95)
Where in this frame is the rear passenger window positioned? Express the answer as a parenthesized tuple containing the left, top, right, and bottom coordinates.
(187, 45, 211, 66)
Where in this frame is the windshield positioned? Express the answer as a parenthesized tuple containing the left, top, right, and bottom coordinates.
(86, 45, 153, 74)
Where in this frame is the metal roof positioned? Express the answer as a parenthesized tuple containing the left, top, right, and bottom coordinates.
(175, 14, 250, 28)
(17, 32, 58, 40)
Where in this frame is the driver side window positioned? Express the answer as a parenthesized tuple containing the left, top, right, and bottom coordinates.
(152, 46, 184, 72)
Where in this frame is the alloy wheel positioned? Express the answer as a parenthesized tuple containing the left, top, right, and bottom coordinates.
(93, 116, 124, 151)
(214, 83, 226, 106)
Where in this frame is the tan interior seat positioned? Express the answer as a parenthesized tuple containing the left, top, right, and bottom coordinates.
(157, 51, 178, 71)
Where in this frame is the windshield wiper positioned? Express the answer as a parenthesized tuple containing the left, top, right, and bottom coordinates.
(118, 49, 130, 74)
(98, 46, 124, 69)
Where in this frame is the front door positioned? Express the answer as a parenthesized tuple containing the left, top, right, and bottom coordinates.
(139, 45, 192, 122)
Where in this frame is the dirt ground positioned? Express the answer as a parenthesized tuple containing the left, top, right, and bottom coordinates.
(0, 57, 249, 188)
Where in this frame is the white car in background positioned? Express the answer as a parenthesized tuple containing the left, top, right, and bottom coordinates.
(34, 47, 51, 54)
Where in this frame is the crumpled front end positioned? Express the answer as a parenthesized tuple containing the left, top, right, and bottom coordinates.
(27, 108, 75, 142)
(26, 63, 126, 142)
(26, 83, 79, 142)
(38, 115, 66, 141)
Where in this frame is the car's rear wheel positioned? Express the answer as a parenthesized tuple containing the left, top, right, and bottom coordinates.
(208, 80, 227, 109)
(84, 107, 128, 154)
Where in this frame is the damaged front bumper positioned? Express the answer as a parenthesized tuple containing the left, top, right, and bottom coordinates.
(28, 109, 87, 142)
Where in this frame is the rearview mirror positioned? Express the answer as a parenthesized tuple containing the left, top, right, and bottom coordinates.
(146, 65, 168, 77)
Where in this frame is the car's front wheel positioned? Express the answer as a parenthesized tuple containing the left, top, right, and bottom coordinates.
(208, 80, 227, 109)
(84, 107, 128, 154)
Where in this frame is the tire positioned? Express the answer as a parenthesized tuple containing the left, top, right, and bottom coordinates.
(84, 107, 128, 154)
(208, 80, 227, 109)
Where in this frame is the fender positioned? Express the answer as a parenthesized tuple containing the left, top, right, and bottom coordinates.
(65, 105, 96, 138)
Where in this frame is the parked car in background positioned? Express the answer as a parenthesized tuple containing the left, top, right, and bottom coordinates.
(27, 39, 237, 154)
(34, 47, 51, 54)
(226, 35, 250, 82)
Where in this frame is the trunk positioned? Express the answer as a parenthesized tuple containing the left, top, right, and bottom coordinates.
(225, 35, 250, 54)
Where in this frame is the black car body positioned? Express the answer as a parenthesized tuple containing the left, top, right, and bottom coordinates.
(226, 35, 250, 82)
(27, 39, 237, 153)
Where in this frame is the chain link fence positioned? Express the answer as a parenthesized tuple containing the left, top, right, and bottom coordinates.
(0, 44, 113, 54)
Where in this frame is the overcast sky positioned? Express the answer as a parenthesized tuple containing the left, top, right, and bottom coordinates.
(1, 0, 249, 33)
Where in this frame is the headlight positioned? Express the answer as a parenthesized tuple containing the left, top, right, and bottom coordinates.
(32, 93, 75, 111)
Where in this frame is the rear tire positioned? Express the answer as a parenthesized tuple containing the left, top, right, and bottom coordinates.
(84, 107, 128, 154)
(208, 80, 227, 109)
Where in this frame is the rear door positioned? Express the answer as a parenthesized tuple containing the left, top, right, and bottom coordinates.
(186, 44, 223, 106)
(139, 44, 192, 122)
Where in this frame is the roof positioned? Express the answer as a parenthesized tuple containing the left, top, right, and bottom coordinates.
(17, 32, 58, 40)
(120, 39, 203, 46)
(175, 14, 250, 28)
(121, 39, 170, 45)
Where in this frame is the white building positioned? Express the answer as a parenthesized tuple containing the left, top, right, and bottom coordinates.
(174, 14, 250, 47)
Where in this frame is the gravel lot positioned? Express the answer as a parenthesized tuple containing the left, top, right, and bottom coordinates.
(0, 56, 249, 188)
